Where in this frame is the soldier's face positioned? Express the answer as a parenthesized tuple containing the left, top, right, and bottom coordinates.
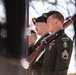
(47, 16, 56, 32)
(29, 35, 36, 46)
(35, 22, 48, 35)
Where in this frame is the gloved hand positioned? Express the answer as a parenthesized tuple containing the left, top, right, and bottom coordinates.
(21, 58, 29, 69)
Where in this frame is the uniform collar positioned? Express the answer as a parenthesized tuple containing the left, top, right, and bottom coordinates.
(53, 29, 64, 36)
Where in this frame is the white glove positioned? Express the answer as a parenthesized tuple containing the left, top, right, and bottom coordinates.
(21, 58, 29, 69)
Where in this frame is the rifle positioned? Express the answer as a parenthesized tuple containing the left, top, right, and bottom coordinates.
(24, 15, 75, 69)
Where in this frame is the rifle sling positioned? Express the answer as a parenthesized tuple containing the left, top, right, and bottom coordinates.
(45, 29, 64, 46)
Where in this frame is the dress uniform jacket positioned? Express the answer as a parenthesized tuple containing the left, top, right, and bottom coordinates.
(41, 29, 73, 75)
(28, 33, 50, 75)
(31, 33, 50, 70)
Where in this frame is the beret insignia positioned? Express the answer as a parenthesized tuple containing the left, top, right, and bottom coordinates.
(42, 13, 48, 18)
(32, 18, 36, 24)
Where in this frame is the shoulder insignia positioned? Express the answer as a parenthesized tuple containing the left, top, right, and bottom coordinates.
(63, 41, 68, 48)
(62, 50, 68, 59)
(62, 37, 69, 48)
(62, 37, 69, 41)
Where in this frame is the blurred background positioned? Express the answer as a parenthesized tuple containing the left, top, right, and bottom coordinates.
(0, 0, 75, 75)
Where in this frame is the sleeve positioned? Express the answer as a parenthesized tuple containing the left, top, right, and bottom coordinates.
(52, 36, 73, 75)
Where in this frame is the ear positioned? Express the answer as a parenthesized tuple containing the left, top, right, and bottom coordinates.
(55, 19, 59, 25)
(47, 24, 50, 31)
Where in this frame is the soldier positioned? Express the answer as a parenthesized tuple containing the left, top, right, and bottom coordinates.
(29, 16, 50, 75)
(40, 11, 73, 75)
(32, 16, 49, 50)
(28, 30, 37, 56)
(21, 16, 50, 75)
(27, 16, 50, 75)
(21, 11, 73, 75)
(29, 30, 37, 46)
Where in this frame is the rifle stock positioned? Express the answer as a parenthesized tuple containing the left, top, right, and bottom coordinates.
(27, 16, 74, 69)
(63, 19, 73, 29)
(27, 42, 46, 68)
